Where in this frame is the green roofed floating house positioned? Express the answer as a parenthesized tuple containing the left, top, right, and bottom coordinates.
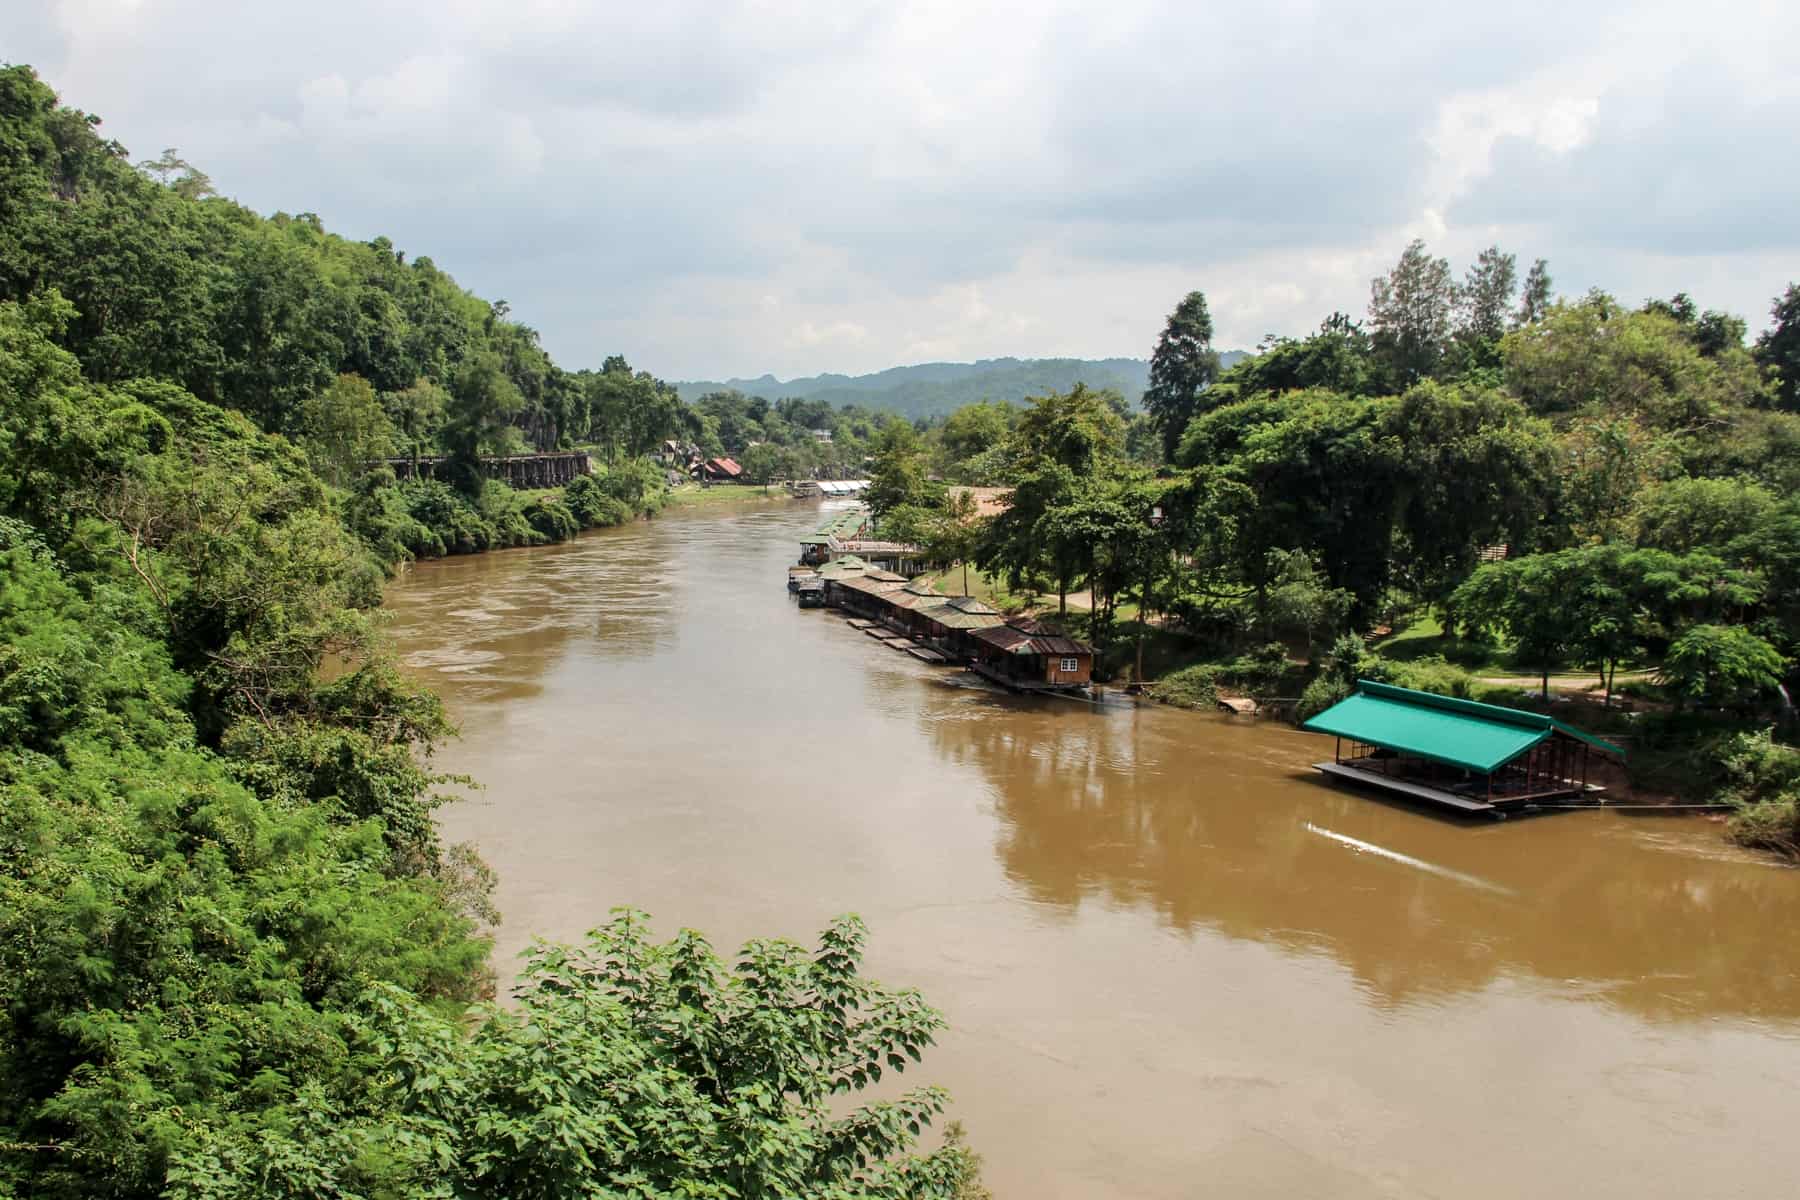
(1301, 681, 1625, 817)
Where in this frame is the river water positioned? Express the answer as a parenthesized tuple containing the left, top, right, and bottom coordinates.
(385, 501, 1800, 1199)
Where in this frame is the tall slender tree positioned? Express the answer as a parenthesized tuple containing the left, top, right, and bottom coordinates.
(1456, 245, 1517, 344)
(1514, 257, 1554, 327)
(1144, 291, 1221, 460)
(1755, 283, 1800, 411)
(1368, 239, 1457, 387)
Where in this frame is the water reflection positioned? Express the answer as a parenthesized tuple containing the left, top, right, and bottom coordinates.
(388, 499, 1800, 1200)
(927, 699, 1800, 1021)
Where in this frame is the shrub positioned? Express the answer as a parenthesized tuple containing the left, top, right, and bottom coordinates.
(399, 479, 496, 554)
(1366, 655, 1479, 699)
(1295, 674, 1352, 722)
(1717, 728, 1800, 856)
(563, 475, 634, 528)
(1218, 642, 1292, 696)
(1154, 664, 1219, 709)
(523, 496, 580, 543)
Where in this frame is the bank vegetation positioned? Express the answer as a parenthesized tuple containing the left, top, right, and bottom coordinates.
(1, 66, 980, 1197)
(861, 248, 1800, 853)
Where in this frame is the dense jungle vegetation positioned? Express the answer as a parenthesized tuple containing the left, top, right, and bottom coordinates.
(862, 247, 1800, 855)
(0, 66, 982, 1198)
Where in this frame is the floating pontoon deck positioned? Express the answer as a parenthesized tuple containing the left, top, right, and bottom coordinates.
(1302, 681, 1624, 818)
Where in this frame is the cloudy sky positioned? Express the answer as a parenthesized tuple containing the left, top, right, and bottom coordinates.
(6, 0, 1797, 379)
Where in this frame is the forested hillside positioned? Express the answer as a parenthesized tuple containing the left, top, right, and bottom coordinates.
(678, 354, 1242, 420)
(867, 246, 1800, 854)
(0, 65, 978, 1198)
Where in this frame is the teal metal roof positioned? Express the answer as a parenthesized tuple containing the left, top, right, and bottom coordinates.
(1301, 680, 1625, 773)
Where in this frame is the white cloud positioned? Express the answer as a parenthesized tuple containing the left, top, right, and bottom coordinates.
(5, 0, 1797, 377)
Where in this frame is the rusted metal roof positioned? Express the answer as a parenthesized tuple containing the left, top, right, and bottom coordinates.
(946, 596, 999, 615)
(969, 622, 1093, 656)
(885, 589, 946, 611)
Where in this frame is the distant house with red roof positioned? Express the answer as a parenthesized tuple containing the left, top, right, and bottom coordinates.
(696, 456, 743, 481)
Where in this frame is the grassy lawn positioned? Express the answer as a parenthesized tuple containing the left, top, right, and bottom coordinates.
(662, 483, 795, 510)
(1367, 614, 1512, 671)
(917, 564, 1038, 612)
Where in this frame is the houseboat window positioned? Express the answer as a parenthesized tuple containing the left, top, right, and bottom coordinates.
(1060, 657, 1079, 672)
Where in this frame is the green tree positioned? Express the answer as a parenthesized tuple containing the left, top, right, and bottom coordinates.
(1455, 244, 1517, 345)
(1453, 553, 1577, 698)
(1454, 545, 1760, 702)
(1755, 283, 1800, 411)
(134, 146, 215, 199)
(443, 351, 523, 490)
(1514, 257, 1554, 327)
(1660, 624, 1786, 709)
(1369, 238, 1456, 386)
(382, 375, 448, 469)
(1381, 382, 1558, 618)
(1262, 549, 1354, 662)
(1143, 290, 1220, 458)
(1217, 313, 1377, 400)
(1633, 476, 1779, 554)
(586, 356, 687, 460)
(939, 399, 1013, 463)
(167, 913, 978, 1200)
(1501, 298, 1766, 429)
(866, 418, 934, 519)
(1011, 383, 1126, 476)
(925, 490, 984, 594)
(296, 372, 393, 486)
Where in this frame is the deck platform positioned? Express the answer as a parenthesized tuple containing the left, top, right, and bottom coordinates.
(906, 646, 951, 664)
(1313, 761, 1604, 818)
(1314, 762, 1500, 816)
(845, 618, 878, 629)
(967, 660, 1087, 695)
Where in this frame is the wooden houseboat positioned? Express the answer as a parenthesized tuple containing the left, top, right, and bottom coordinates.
(967, 618, 1095, 692)
(1301, 680, 1625, 817)
(907, 595, 1006, 655)
(829, 570, 911, 615)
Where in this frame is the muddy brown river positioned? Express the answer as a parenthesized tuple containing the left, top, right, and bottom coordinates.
(386, 500, 1800, 1199)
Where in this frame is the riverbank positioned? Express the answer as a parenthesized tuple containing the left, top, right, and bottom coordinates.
(387, 500, 1800, 1200)
(926, 581, 1794, 839)
(662, 482, 801, 510)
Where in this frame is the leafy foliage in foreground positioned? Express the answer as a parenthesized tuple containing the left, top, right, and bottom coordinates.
(168, 913, 976, 1200)
(0, 312, 976, 1198)
(0, 539, 491, 1198)
(3, 64, 981, 1199)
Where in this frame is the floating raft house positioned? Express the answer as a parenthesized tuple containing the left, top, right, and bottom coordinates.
(1301, 681, 1624, 817)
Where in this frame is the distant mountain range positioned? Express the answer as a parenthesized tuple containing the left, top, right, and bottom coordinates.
(672, 354, 1247, 421)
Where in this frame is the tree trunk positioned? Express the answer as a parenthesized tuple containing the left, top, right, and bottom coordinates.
(1541, 665, 1550, 700)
